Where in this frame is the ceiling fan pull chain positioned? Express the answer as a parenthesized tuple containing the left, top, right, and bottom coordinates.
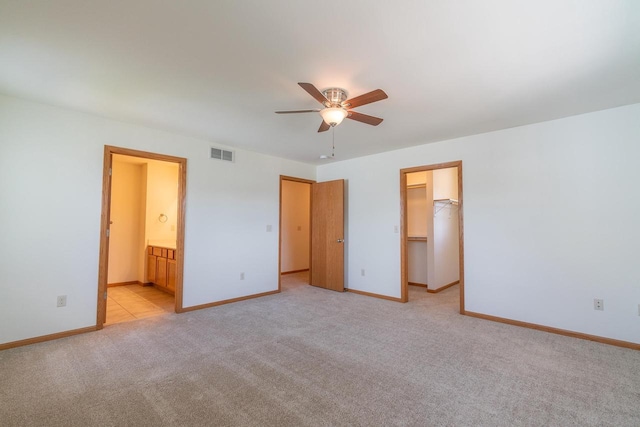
(332, 127, 335, 157)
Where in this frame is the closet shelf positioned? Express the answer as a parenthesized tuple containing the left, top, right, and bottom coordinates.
(434, 198, 459, 216)
(408, 236, 428, 241)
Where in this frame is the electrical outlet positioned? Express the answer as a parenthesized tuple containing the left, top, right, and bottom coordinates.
(240, 272, 245, 280)
(637, 304, 640, 316)
(266, 225, 272, 232)
(394, 225, 399, 233)
(361, 269, 365, 276)
(594, 299, 604, 311)
(57, 295, 67, 307)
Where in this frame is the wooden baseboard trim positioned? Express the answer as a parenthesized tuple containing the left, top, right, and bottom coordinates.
(281, 269, 310, 275)
(426, 280, 459, 293)
(0, 326, 98, 351)
(107, 281, 142, 288)
(347, 288, 403, 302)
(178, 290, 280, 313)
(408, 282, 427, 288)
(464, 311, 640, 351)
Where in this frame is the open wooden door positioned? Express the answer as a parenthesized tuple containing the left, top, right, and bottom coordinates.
(311, 179, 345, 292)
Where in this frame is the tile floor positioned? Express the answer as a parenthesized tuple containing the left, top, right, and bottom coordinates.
(106, 284, 174, 325)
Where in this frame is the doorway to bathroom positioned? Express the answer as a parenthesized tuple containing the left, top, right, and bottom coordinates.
(97, 146, 187, 329)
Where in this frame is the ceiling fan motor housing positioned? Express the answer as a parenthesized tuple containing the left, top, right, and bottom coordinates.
(322, 88, 348, 107)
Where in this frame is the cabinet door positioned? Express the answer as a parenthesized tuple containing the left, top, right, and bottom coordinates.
(167, 259, 177, 292)
(156, 257, 167, 287)
(147, 254, 157, 283)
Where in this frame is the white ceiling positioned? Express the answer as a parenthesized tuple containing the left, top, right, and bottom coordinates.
(1, 1, 639, 164)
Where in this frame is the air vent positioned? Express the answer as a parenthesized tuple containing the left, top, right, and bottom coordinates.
(210, 147, 235, 163)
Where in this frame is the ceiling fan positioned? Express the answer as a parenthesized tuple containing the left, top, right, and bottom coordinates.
(276, 82, 388, 132)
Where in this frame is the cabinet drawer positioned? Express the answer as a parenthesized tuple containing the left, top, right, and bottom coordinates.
(161, 248, 168, 258)
(152, 247, 162, 256)
(168, 249, 174, 260)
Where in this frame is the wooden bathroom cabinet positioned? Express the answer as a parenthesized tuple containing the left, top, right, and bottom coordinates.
(146, 245, 176, 294)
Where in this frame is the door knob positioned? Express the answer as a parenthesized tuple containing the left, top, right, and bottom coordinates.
(337, 239, 344, 243)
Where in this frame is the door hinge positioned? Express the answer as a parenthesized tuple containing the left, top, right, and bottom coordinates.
(109, 168, 112, 176)
(106, 229, 110, 237)
(103, 291, 108, 300)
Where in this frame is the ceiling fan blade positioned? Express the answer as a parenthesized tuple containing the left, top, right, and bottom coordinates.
(299, 82, 329, 105)
(347, 111, 384, 126)
(275, 109, 320, 114)
(344, 89, 388, 109)
(318, 120, 330, 132)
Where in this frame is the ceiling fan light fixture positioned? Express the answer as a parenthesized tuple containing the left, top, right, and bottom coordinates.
(319, 107, 348, 126)
(276, 83, 386, 132)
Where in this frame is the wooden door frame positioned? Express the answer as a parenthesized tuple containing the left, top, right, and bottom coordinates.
(278, 175, 315, 291)
(400, 161, 465, 313)
(97, 145, 187, 329)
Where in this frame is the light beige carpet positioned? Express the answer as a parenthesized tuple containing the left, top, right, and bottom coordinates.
(1, 272, 639, 426)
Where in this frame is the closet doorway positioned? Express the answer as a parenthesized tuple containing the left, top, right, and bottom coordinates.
(97, 146, 187, 329)
(278, 176, 313, 291)
(400, 161, 464, 313)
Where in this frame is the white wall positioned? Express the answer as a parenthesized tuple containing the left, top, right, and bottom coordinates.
(109, 156, 180, 284)
(2, 93, 639, 346)
(280, 180, 310, 273)
(145, 160, 179, 247)
(407, 172, 429, 285)
(406, 171, 427, 187)
(431, 167, 460, 290)
(433, 167, 458, 200)
(0, 94, 315, 345)
(407, 241, 428, 285)
(138, 163, 148, 281)
(317, 103, 640, 344)
(406, 186, 428, 238)
(107, 159, 144, 284)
